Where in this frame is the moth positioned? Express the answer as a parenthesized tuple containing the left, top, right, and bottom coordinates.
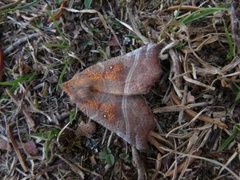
(61, 43, 163, 150)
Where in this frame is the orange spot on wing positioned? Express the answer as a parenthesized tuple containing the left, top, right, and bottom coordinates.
(103, 72, 118, 79)
(109, 63, 123, 71)
(75, 86, 116, 122)
(100, 104, 116, 122)
(87, 73, 103, 80)
(86, 63, 123, 80)
(84, 99, 100, 109)
(104, 63, 123, 80)
(84, 66, 103, 80)
(81, 99, 116, 122)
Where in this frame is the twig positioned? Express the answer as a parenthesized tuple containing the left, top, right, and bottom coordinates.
(151, 153, 162, 180)
(127, 8, 149, 44)
(148, 135, 165, 154)
(47, 1, 66, 23)
(6, 89, 35, 128)
(183, 75, 215, 90)
(132, 147, 147, 180)
(231, 1, 240, 55)
(165, 150, 202, 177)
(153, 102, 209, 113)
(0, 45, 3, 81)
(167, 5, 200, 11)
(56, 154, 85, 179)
(164, 149, 239, 179)
(3, 33, 39, 54)
(170, 91, 228, 128)
(7, 124, 28, 172)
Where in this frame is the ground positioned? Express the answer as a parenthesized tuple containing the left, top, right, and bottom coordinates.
(0, 0, 240, 179)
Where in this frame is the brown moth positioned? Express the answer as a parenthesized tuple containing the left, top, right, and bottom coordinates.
(61, 43, 163, 150)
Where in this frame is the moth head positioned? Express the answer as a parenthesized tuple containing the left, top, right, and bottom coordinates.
(61, 73, 94, 102)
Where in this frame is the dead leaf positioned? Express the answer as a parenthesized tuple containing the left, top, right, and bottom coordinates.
(0, 138, 8, 150)
(76, 120, 96, 138)
(23, 140, 39, 156)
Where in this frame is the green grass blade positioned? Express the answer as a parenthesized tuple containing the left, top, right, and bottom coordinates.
(0, 0, 40, 15)
(218, 125, 240, 151)
(47, 10, 69, 46)
(180, 4, 229, 24)
(0, 72, 37, 86)
(56, 58, 71, 90)
(223, 20, 234, 60)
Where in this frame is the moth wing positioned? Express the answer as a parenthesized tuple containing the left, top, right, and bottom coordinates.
(82, 43, 163, 95)
(77, 92, 155, 151)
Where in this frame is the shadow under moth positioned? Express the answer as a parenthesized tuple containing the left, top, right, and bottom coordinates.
(61, 43, 163, 151)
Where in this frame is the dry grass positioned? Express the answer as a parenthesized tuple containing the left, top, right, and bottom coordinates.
(0, 0, 240, 179)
